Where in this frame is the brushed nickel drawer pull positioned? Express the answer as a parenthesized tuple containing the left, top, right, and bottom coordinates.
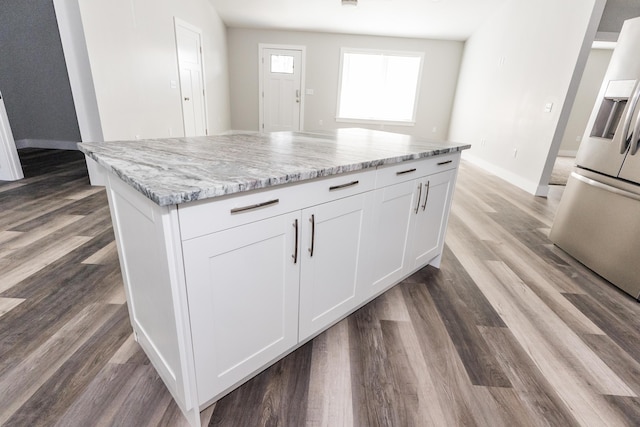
(396, 168, 417, 175)
(292, 219, 299, 264)
(230, 198, 279, 214)
(329, 180, 359, 191)
(437, 160, 453, 166)
(422, 181, 430, 211)
(309, 214, 315, 257)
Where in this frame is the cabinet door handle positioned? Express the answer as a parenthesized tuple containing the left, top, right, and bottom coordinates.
(329, 180, 359, 191)
(396, 168, 417, 176)
(230, 198, 279, 214)
(422, 180, 430, 211)
(437, 160, 453, 166)
(308, 214, 315, 257)
(292, 219, 299, 264)
(415, 183, 422, 214)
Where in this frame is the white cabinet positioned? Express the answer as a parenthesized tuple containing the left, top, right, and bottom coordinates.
(366, 164, 458, 299)
(181, 212, 301, 404)
(367, 179, 416, 297)
(408, 169, 457, 270)
(179, 171, 376, 405)
(298, 192, 372, 341)
(182, 191, 375, 404)
(102, 151, 462, 425)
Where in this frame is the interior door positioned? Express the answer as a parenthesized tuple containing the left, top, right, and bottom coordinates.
(175, 19, 207, 137)
(261, 47, 303, 132)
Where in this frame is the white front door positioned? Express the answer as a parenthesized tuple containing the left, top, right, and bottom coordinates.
(260, 46, 304, 132)
(0, 91, 23, 181)
(175, 18, 207, 137)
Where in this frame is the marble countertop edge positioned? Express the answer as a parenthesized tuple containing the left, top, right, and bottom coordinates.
(79, 131, 470, 207)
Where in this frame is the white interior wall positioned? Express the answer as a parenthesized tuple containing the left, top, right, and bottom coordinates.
(227, 28, 464, 140)
(558, 47, 613, 156)
(77, 0, 230, 141)
(448, 0, 606, 196)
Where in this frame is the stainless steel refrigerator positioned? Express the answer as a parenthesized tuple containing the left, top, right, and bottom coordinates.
(550, 16, 640, 300)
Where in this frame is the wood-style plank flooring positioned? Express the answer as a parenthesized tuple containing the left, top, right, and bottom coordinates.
(0, 148, 638, 426)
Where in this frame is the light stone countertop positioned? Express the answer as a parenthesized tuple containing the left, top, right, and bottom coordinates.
(78, 129, 470, 206)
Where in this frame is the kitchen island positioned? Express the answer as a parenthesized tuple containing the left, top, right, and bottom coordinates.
(79, 128, 470, 426)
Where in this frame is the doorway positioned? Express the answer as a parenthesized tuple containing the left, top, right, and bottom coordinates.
(550, 44, 614, 186)
(259, 44, 305, 132)
(174, 18, 208, 137)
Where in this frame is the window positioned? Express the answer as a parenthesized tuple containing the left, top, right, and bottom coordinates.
(270, 54, 294, 74)
(337, 48, 424, 125)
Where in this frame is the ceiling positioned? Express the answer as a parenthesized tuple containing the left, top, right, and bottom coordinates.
(209, 0, 510, 41)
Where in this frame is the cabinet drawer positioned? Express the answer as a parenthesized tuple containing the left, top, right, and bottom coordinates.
(375, 152, 460, 188)
(178, 169, 376, 240)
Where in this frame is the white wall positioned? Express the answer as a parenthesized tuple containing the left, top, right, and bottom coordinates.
(77, 0, 231, 141)
(558, 47, 613, 156)
(448, 0, 606, 196)
(227, 28, 464, 140)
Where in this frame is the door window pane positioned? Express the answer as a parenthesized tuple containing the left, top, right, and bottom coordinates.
(271, 55, 294, 74)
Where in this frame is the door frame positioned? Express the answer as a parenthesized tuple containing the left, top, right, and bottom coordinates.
(174, 17, 209, 136)
(53, 0, 105, 185)
(258, 43, 306, 132)
(0, 91, 23, 181)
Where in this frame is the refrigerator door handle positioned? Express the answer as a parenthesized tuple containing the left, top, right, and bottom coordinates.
(571, 172, 640, 201)
(618, 81, 640, 154)
(631, 114, 640, 155)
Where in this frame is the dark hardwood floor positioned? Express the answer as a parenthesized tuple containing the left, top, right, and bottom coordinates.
(0, 148, 638, 426)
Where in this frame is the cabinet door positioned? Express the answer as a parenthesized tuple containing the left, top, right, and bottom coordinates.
(182, 212, 301, 404)
(408, 169, 456, 270)
(365, 179, 417, 299)
(298, 193, 372, 341)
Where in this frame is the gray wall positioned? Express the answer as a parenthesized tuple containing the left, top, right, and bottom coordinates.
(0, 0, 81, 143)
(227, 28, 464, 141)
(77, 0, 231, 141)
(448, 0, 605, 196)
(599, 0, 640, 33)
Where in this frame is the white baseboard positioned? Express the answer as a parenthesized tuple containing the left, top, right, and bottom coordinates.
(462, 152, 549, 197)
(15, 139, 79, 150)
(220, 129, 258, 135)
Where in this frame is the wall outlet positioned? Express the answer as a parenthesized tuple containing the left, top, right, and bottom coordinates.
(513, 148, 518, 158)
(576, 135, 581, 142)
(432, 126, 437, 133)
(319, 119, 323, 126)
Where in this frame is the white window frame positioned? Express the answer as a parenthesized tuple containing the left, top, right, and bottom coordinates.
(335, 47, 425, 126)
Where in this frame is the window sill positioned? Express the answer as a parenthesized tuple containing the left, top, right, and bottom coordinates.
(335, 117, 416, 127)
